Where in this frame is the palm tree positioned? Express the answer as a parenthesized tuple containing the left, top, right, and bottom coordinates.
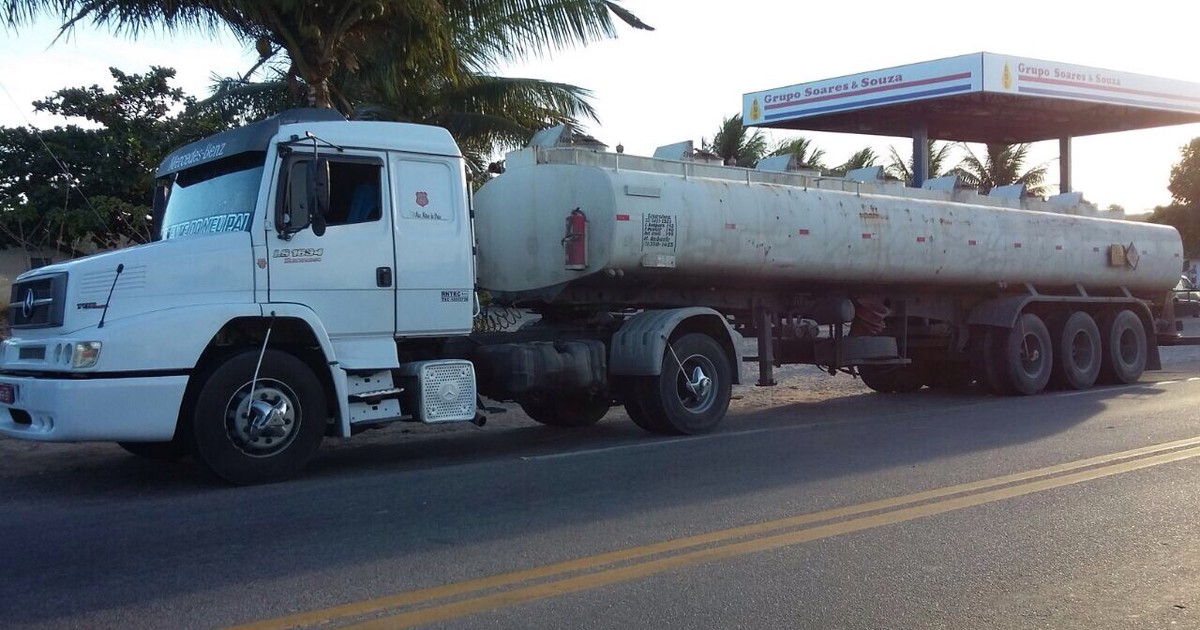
(886, 141, 953, 185)
(3, 0, 652, 110)
(952, 143, 1048, 196)
(702, 114, 768, 167)
(769, 136, 827, 171)
(195, 6, 609, 174)
(824, 146, 878, 177)
(361, 70, 600, 175)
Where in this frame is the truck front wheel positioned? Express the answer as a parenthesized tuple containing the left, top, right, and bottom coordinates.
(634, 333, 732, 435)
(117, 439, 189, 461)
(189, 349, 327, 485)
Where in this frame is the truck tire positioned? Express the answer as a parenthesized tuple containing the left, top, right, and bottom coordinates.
(1098, 309, 1147, 385)
(923, 362, 974, 390)
(617, 379, 671, 434)
(634, 333, 732, 435)
(117, 439, 189, 461)
(971, 326, 1011, 395)
(858, 364, 922, 393)
(1050, 311, 1101, 390)
(189, 349, 327, 485)
(1001, 312, 1053, 395)
(519, 393, 610, 427)
(625, 398, 667, 433)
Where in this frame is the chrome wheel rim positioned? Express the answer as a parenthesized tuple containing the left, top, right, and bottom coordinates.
(224, 379, 300, 457)
(675, 354, 716, 413)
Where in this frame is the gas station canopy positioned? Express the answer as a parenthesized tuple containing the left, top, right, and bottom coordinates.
(743, 52, 1200, 144)
(743, 52, 1200, 191)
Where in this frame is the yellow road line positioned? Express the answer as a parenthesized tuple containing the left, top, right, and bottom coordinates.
(233, 436, 1200, 630)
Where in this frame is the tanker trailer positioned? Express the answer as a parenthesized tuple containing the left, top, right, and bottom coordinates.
(473, 146, 1183, 399)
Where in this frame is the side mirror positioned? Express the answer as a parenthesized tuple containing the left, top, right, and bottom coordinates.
(276, 160, 313, 238)
(308, 159, 329, 237)
(276, 157, 333, 239)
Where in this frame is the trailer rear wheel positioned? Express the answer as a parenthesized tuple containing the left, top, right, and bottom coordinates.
(519, 393, 610, 427)
(923, 362, 974, 390)
(858, 364, 923, 393)
(1050, 311, 1101, 390)
(189, 349, 327, 485)
(1001, 313, 1053, 396)
(1098, 309, 1147, 385)
(971, 326, 1011, 395)
(634, 333, 732, 435)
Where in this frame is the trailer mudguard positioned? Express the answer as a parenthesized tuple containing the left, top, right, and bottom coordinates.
(609, 307, 742, 383)
(966, 294, 1161, 370)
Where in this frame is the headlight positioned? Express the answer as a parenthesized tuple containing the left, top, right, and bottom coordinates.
(71, 342, 102, 369)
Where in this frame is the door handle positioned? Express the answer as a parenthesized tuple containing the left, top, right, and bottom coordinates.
(376, 267, 393, 287)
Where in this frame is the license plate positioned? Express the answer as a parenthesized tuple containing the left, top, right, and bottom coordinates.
(0, 384, 13, 405)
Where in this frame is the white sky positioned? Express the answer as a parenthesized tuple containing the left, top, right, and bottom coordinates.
(2, 0, 1198, 214)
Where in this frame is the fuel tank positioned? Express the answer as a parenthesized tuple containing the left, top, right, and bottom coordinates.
(473, 148, 1183, 300)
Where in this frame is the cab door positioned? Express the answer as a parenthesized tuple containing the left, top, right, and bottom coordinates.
(268, 152, 396, 342)
(391, 155, 474, 336)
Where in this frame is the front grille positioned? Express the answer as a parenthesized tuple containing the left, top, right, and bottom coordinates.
(8, 273, 67, 329)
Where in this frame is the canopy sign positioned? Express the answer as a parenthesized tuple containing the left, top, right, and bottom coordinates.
(744, 52, 1200, 137)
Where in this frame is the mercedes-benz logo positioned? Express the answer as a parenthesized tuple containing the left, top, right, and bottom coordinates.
(21, 288, 35, 319)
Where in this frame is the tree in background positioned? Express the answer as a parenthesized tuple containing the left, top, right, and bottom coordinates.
(828, 147, 879, 177)
(886, 141, 953, 185)
(1168, 138, 1200, 206)
(952, 143, 1048, 196)
(0, 67, 230, 253)
(7, 0, 651, 181)
(4, 1, 650, 111)
(352, 63, 600, 177)
(702, 114, 768, 167)
(769, 136, 827, 171)
(1147, 137, 1200, 256)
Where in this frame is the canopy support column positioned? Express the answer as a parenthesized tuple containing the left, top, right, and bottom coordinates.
(1059, 136, 1072, 193)
(912, 121, 929, 188)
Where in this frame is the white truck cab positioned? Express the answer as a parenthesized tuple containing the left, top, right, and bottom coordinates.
(0, 109, 482, 483)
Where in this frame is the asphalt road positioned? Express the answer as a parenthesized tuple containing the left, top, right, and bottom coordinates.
(1, 338, 1198, 629)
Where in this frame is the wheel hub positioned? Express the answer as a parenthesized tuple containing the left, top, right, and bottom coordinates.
(676, 356, 717, 412)
(686, 366, 713, 401)
(225, 381, 300, 457)
(248, 397, 291, 440)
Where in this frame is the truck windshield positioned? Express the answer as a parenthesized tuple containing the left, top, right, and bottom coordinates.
(159, 151, 266, 240)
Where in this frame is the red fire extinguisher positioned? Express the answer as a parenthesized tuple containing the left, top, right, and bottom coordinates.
(563, 207, 588, 270)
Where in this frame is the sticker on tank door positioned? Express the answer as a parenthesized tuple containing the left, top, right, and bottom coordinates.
(441, 290, 470, 303)
(642, 213, 676, 251)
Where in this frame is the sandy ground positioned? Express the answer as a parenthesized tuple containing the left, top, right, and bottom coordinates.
(0, 356, 870, 479)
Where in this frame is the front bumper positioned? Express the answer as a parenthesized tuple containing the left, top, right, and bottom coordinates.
(0, 374, 188, 442)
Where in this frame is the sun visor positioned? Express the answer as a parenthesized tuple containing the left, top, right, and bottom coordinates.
(156, 108, 345, 178)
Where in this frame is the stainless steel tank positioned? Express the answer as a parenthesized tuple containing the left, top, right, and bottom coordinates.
(474, 148, 1183, 298)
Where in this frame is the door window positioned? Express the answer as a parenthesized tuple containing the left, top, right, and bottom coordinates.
(324, 161, 382, 226)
